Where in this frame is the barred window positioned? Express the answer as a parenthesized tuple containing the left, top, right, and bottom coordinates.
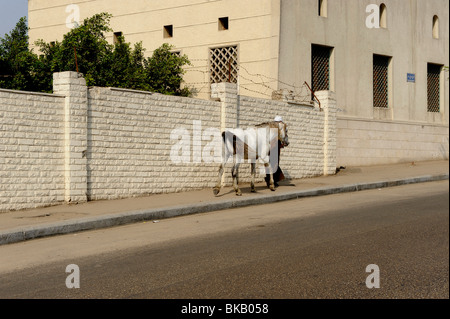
(210, 46, 238, 84)
(311, 44, 332, 95)
(427, 63, 442, 113)
(373, 54, 390, 108)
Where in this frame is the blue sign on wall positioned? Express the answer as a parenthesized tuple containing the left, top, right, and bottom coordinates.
(407, 73, 416, 83)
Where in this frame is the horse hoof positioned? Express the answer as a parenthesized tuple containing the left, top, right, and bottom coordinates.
(251, 189, 256, 193)
(236, 191, 242, 196)
(213, 188, 220, 196)
(270, 187, 276, 192)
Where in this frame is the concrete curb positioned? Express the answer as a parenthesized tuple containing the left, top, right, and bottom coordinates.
(0, 173, 448, 246)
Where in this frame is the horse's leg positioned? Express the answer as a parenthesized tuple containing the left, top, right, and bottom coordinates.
(213, 164, 224, 196)
(250, 163, 256, 193)
(232, 163, 242, 196)
(264, 163, 276, 191)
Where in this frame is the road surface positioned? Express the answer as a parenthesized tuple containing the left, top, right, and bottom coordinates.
(0, 181, 448, 301)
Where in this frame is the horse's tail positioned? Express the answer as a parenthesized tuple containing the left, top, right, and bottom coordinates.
(223, 131, 242, 153)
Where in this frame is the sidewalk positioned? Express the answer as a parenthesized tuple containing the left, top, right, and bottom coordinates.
(0, 160, 448, 245)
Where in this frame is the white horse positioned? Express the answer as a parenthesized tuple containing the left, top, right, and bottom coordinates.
(213, 121, 289, 196)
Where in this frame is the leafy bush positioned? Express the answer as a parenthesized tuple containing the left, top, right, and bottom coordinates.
(0, 13, 193, 96)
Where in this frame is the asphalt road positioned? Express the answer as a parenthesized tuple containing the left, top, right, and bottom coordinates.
(0, 181, 448, 302)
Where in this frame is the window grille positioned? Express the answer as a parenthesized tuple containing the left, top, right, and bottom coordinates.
(311, 45, 331, 96)
(427, 63, 441, 113)
(373, 54, 390, 108)
(209, 46, 238, 84)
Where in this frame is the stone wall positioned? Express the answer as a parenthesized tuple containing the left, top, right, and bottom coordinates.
(0, 72, 336, 212)
(0, 88, 66, 211)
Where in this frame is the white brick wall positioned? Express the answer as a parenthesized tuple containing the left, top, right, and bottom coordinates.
(2, 68, 449, 214)
(0, 89, 66, 212)
(1, 72, 336, 211)
(3, 71, 448, 212)
(86, 87, 222, 200)
(235, 92, 336, 181)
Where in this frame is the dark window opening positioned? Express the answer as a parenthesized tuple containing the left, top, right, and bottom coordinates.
(433, 15, 439, 39)
(113, 32, 123, 44)
(219, 17, 229, 31)
(380, 4, 387, 28)
(318, 0, 327, 17)
(164, 25, 173, 38)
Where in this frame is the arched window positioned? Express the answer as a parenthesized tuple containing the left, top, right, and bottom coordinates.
(380, 4, 387, 28)
(319, 0, 328, 17)
(433, 15, 439, 39)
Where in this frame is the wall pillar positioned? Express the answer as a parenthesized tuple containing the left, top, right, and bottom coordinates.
(315, 90, 337, 176)
(211, 82, 238, 186)
(53, 72, 88, 203)
(211, 82, 238, 131)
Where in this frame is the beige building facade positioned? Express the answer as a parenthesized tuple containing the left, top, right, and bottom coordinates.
(29, 0, 282, 100)
(28, 0, 449, 166)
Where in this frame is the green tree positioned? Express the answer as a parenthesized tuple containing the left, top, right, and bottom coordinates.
(145, 43, 192, 96)
(37, 12, 115, 87)
(38, 12, 192, 95)
(1, 13, 193, 96)
(102, 35, 148, 91)
(0, 17, 43, 91)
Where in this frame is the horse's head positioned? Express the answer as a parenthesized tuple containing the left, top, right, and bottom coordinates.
(276, 121, 289, 148)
